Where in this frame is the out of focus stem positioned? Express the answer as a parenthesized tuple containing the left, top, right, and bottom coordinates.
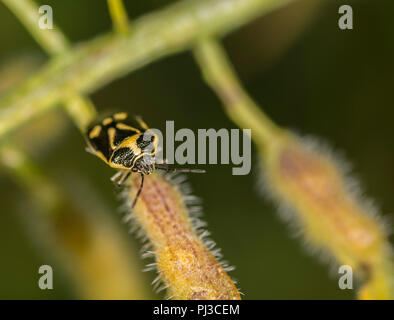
(1, 0, 69, 56)
(107, 0, 130, 35)
(194, 38, 284, 151)
(193, 38, 394, 300)
(0, 0, 297, 139)
(1, 0, 96, 132)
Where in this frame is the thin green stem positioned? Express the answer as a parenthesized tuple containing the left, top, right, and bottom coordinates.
(63, 93, 97, 131)
(193, 38, 283, 150)
(1, 0, 97, 131)
(0, 0, 296, 140)
(1, 0, 69, 56)
(107, 0, 130, 35)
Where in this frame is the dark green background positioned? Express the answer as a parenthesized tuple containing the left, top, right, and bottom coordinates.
(0, 0, 393, 299)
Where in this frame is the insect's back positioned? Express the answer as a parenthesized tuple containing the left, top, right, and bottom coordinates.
(86, 112, 145, 165)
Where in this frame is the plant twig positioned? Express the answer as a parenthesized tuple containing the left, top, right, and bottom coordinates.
(0, 0, 296, 139)
(124, 172, 241, 300)
(107, 0, 130, 35)
(1, 0, 145, 298)
(193, 38, 283, 150)
(1, 0, 69, 56)
(193, 38, 394, 299)
(0, 145, 151, 299)
(1, 0, 97, 131)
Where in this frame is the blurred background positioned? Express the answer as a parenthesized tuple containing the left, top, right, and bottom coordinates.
(0, 0, 393, 299)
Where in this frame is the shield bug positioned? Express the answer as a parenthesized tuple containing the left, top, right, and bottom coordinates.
(85, 112, 204, 208)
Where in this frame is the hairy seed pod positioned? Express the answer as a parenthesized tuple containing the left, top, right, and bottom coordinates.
(123, 173, 241, 300)
(261, 133, 394, 299)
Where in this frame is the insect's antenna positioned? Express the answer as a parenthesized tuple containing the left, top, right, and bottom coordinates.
(155, 164, 206, 174)
(131, 173, 144, 209)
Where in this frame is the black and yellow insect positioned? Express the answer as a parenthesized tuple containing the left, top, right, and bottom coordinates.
(85, 112, 204, 208)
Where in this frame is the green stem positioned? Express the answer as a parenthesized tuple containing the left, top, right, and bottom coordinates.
(1, 0, 69, 55)
(0, 0, 296, 140)
(1, 0, 97, 132)
(193, 38, 283, 150)
(107, 0, 130, 35)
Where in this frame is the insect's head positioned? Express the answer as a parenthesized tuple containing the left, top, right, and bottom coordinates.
(132, 130, 158, 175)
(133, 154, 155, 175)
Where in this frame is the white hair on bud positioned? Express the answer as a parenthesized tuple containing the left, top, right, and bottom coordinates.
(256, 131, 392, 274)
(118, 171, 239, 298)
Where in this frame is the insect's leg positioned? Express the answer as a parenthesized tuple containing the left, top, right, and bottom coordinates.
(156, 158, 168, 165)
(85, 146, 95, 155)
(135, 116, 149, 131)
(110, 170, 123, 183)
(111, 170, 131, 186)
(155, 165, 205, 174)
(131, 173, 144, 209)
(117, 171, 131, 186)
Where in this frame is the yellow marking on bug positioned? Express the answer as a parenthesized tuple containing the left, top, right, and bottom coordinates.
(103, 117, 113, 125)
(108, 161, 131, 170)
(117, 134, 142, 156)
(89, 125, 102, 139)
(86, 140, 110, 164)
(95, 150, 110, 164)
(113, 112, 128, 120)
(116, 123, 140, 133)
(108, 127, 117, 149)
